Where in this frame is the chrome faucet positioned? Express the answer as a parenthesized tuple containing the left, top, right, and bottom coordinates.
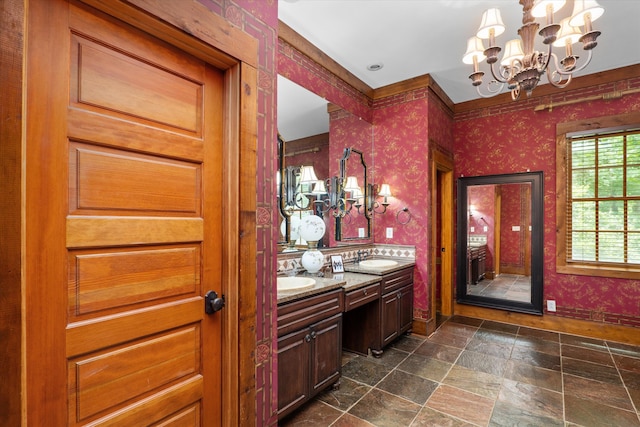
(357, 250, 368, 263)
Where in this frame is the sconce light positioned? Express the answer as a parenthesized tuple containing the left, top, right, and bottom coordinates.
(299, 165, 319, 195)
(367, 183, 392, 214)
(311, 179, 328, 196)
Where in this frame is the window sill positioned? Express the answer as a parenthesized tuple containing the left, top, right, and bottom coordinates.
(556, 264, 640, 280)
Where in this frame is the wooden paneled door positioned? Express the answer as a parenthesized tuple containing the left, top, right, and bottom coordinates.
(25, 1, 237, 425)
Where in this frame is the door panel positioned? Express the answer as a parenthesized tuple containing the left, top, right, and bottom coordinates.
(64, 3, 223, 425)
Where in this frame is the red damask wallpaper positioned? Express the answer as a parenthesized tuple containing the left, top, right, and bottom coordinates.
(455, 85, 640, 324)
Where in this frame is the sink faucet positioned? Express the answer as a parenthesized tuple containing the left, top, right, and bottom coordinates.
(357, 250, 368, 263)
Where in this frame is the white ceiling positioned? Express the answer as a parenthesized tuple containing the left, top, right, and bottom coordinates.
(277, 0, 640, 140)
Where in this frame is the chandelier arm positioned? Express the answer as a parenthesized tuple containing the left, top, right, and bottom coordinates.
(555, 49, 594, 76)
(545, 52, 573, 88)
(511, 87, 521, 101)
(488, 61, 510, 84)
(539, 41, 554, 73)
(475, 82, 506, 98)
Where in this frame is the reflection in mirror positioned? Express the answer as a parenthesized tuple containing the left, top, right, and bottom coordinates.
(277, 75, 374, 251)
(457, 172, 543, 315)
(277, 76, 330, 252)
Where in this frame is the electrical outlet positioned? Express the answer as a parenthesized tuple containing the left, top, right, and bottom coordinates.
(386, 227, 393, 238)
(358, 228, 365, 238)
(546, 300, 556, 312)
(483, 226, 488, 232)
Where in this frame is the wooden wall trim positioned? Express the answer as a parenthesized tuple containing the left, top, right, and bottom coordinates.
(454, 63, 640, 114)
(0, 0, 24, 425)
(373, 74, 455, 113)
(455, 303, 640, 346)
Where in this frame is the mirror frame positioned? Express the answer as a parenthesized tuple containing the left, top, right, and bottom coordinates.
(277, 133, 291, 245)
(456, 171, 544, 315)
(335, 147, 372, 241)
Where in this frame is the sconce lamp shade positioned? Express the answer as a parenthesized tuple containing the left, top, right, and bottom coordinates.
(476, 8, 505, 40)
(311, 180, 328, 195)
(351, 187, 363, 200)
(299, 165, 318, 184)
(569, 0, 604, 27)
(344, 176, 360, 192)
(299, 214, 326, 242)
(378, 184, 392, 198)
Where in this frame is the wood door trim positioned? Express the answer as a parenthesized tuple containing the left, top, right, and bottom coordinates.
(429, 148, 454, 335)
(79, 0, 258, 69)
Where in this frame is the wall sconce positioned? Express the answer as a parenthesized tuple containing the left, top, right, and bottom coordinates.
(469, 204, 476, 217)
(299, 165, 318, 186)
(366, 183, 392, 214)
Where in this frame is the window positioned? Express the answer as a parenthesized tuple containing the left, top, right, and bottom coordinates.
(556, 111, 640, 279)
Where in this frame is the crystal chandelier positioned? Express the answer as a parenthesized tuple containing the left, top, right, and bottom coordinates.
(463, 0, 604, 100)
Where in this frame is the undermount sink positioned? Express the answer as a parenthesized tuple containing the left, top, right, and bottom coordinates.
(277, 276, 316, 291)
(359, 259, 398, 268)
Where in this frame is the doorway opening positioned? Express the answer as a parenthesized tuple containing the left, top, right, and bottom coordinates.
(429, 149, 454, 335)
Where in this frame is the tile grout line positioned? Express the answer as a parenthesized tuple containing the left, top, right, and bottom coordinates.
(605, 340, 640, 424)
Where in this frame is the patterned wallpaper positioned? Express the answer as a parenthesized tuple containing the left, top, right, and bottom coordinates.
(455, 81, 640, 325)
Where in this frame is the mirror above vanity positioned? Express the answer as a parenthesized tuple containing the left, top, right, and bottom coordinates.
(456, 171, 544, 315)
(277, 75, 376, 252)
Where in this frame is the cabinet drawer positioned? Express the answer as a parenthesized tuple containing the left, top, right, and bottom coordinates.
(278, 289, 344, 337)
(344, 282, 380, 311)
(381, 267, 413, 294)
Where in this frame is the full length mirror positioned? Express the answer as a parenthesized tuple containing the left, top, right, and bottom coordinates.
(277, 75, 374, 252)
(456, 171, 543, 315)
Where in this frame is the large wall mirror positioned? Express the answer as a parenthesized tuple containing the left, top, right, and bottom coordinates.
(277, 75, 374, 252)
(456, 171, 544, 315)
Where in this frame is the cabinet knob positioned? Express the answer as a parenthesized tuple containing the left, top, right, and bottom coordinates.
(304, 334, 312, 343)
(310, 331, 317, 340)
(363, 289, 368, 296)
(397, 292, 401, 300)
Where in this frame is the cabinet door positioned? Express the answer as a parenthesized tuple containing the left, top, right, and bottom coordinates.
(399, 284, 414, 334)
(310, 314, 342, 395)
(277, 328, 310, 417)
(381, 291, 400, 347)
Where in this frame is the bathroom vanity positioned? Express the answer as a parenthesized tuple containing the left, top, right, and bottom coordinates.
(343, 262, 414, 356)
(276, 279, 344, 419)
(276, 258, 415, 419)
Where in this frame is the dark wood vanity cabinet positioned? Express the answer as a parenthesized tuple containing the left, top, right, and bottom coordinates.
(468, 245, 486, 285)
(342, 281, 381, 356)
(378, 268, 414, 352)
(277, 289, 343, 420)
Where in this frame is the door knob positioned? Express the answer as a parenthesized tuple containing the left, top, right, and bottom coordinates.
(204, 290, 225, 314)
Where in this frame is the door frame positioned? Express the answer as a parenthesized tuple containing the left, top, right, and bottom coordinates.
(22, 1, 257, 425)
(429, 148, 454, 335)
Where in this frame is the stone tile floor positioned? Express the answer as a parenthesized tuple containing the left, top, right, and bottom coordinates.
(280, 316, 640, 426)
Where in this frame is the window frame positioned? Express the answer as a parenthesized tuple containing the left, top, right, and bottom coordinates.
(556, 111, 640, 279)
